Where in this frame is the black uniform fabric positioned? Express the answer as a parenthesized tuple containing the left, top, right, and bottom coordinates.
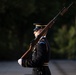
(22, 37, 51, 75)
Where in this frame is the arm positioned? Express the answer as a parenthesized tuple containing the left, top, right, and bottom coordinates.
(18, 42, 46, 67)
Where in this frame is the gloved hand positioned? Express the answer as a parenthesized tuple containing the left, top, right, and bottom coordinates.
(18, 58, 22, 66)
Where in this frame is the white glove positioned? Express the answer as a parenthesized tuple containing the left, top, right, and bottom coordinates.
(18, 58, 22, 66)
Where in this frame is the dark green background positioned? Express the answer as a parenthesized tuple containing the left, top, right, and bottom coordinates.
(0, 0, 76, 60)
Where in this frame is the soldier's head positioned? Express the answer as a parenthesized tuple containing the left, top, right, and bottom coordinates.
(33, 23, 47, 37)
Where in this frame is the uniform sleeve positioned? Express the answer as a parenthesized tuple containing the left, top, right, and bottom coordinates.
(21, 42, 47, 67)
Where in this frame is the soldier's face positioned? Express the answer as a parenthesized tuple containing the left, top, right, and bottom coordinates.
(34, 29, 42, 37)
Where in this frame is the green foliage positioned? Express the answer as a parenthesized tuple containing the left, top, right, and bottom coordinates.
(52, 25, 76, 59)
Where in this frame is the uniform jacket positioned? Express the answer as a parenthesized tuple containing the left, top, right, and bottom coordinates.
(22, 36, 50, 67)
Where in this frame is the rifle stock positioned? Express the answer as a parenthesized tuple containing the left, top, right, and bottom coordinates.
(21, 2, 73, 59)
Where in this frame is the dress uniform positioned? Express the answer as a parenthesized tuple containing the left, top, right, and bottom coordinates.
(18, 23, 51, 75)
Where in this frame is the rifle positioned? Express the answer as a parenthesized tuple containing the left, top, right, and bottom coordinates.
(21, 2, 73, 59)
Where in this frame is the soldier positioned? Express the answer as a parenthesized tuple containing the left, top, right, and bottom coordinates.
(18, 23, 51, 75)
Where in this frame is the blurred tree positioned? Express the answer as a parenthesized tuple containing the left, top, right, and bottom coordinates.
(0, 0, 36, 60)
(51, 25, 76, 59)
